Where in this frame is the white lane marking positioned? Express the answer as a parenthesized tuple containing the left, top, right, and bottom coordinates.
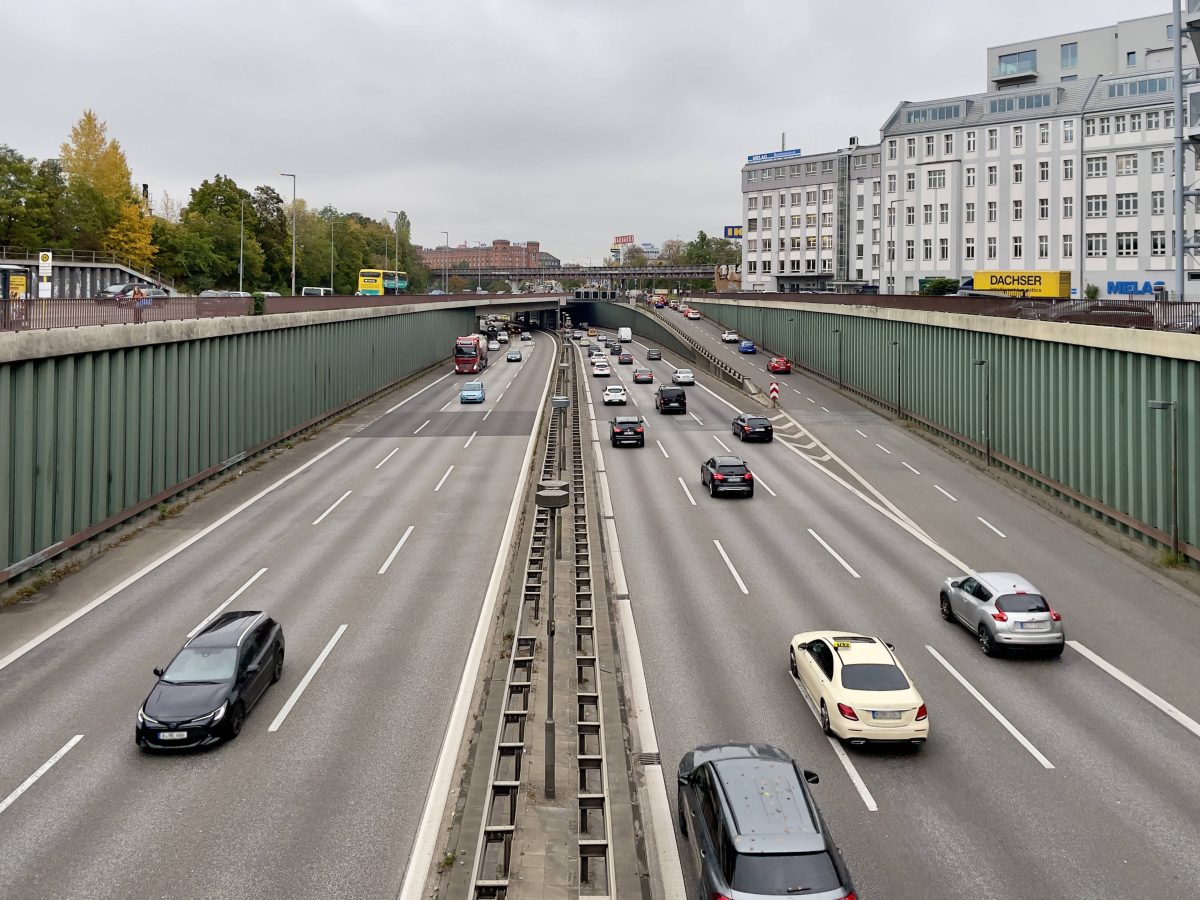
(808, 397, 817, 404)
(463, 431, 478, 449)
(0, 734, 84, 816)
(790, 676, 878, 812)
(385, 372, 452, 414)
(434, 466, 455, 493)
(439, 399, 455, 412)
(482, 409, 493, 421)
(902, 462, 921, 475)
(268, 625, 347, 733)
(413, 420, 431, 435)
(0, 438, 350, 676)
(677, 477, 697, 506)
(713, 539, 749, 595)
(821, 406, 830, 413)
(807, 528, 861, 578)
(926, 645, 1055, 769)
(656, 440, 670, 459)
(311, 490, 352, 526)
(792, 388, 803, 395)
(505, 379, 513, 390)
(875, 443, 892, 455)
(713, 435, 733, 453)
(855, 429, 868, 438)
(630, 395, 640, 407)
(188, 568, 269, 638)
(495, 393, 504, 405)
(376, 447, 401, 468)
(689, 412, 704, 425)
(378, 525, 416, 574)
(934, 485, 958, 502)
(1068, 641, 1200, 741)
(751, 472, 777, 497)
(978, 517, 1007, 538)
(399, 339, 557, 899)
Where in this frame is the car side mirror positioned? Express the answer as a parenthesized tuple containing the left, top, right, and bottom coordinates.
(950, 580, 961, 589)
(795, 642, 808, 651)
(153, 667, 164, 677)
(677, 773, 690, 787)
(885, 642, 895, 651)
(803, 769, 820, 785)
(246, 663, 261, 675)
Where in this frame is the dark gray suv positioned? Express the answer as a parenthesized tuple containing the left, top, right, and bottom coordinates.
(677, 743, 856, 899)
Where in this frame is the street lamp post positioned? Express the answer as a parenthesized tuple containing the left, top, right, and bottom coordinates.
(386, 211, 401, 295)
(329, 216, 336, 293)
(887, 199, 900, 294)
(238, 198, 245, 294)
(831, 328, 843, 388)
(535, 479, 569, 801)
(440, 231, 449, 293)
(1148, 400, 1180, 558)
(890, 340, 901, 417)
(280, 173, 296, 295)
(973, 359, 992, 465)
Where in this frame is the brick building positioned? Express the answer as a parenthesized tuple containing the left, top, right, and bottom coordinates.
(420, 239, 542, 270)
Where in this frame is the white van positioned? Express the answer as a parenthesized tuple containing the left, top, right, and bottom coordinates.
(617, 327, 632, 343)
(301, 286, 334, 297)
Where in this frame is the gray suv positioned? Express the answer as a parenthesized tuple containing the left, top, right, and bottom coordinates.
(939, 572, 1064, 657)
(677, 743, 855, 899)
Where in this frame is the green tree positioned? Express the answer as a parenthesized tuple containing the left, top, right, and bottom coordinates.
(30, 159, 71, 246)
(0, 146, 38, 247)
(251, 185, 290, 290)
(60, 110, 139, 252)
(105, 201, 156, 271)
(658, 239, 686, 265)
(448, 275, 468, 293)
(919, 277, 961, 296)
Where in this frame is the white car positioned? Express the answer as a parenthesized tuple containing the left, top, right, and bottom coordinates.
(487, 340, 501, 351)
(721, 330, 739, 343)
(591, 353, 607, 367)
(687, 311, 702, 320)
(789, 631, 928, 747)
(673, 368, 695, 385)
(593, 362, 612, 377)
(602, 385, 627, 405)
(497, 332, 509, 344)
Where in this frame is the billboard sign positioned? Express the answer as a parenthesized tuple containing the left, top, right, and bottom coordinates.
(612, 234, 635, 245)
(1107, 279, 1165, 296)
(746, 148, 803, 163)
(723, 226, 743, 240)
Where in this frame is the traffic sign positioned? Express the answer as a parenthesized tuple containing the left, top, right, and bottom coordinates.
(769, 382, 780, 405)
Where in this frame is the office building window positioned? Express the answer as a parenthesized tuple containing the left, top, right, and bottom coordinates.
(1012, 235, 1023, 259)
(856, 244, 864, 259)
(1063, 158, 1074, 180)
(748, 170, 758, 182)
(1013, 163, 1023, 184)
(747, 197, 758, 209)
(1115, 232, 1137, 256)
(1129, 112, 1141, 131)
(944, 133, 954, 154)
(761, 216, 772, 229)
(790, 259, 802, 272)
(762, 195, 772, 208)
(762, 238, 772, 251)
(1151, 191, 1165, 215)
(1063, 196, 1074, 218)
(873, 179, 880, 195)
(791, 236, 803, 249)
(1151, 231, 1166, 256)
(928, 169, 946, 189)
(1084, 117, 1096, 137)
(790, 165, 802, 176)
(821, 211, 834, 227)
(1013, 199, 1023, 221)
(922, 239, 932, 260)
(939, 203, 949, 224)
(1038, 122, 1050, 145)
(806, 213, 817, 227)
(1115, 153, 1138, 176)
(1085, 233, 1107, 257)
(857, 194, 865, 209)
(853, 156, 866, 169)
(806, 235, 817, 249)
(987, 165, 997, 185)
(1062, 234, 1074, 258)
(1038, 234, 1049, 258)
(1098, 116, 1110, 135)
(762, 168, 772, 180)
(1114, 114, 1127, 134)
(965, 202, 976, 223)
(887, 206, 896, 227)
(886, 240, 895, 261)
(987, 128, 998, 150)
(1039, 198, 1049, 219)
(806, 259, 817, 272)
(887, 139, 897, 160)
(923, 204, 933, 225)
(906, 137, 917, 158)
(906, 206, 915, 225)
(821, 188, 834, 203)
(822, 160, 834, 173)
(987, 236, 997, 259)
(939, 237, 949, 260)
(1013, 125, 1024, 149)
(1147, 111, 1161, 130)
(873, 202, 880, 219)
(887, 173, 897, 193)
(965, 167, 976, 187)
(1115, 193, 1137, 216)
(762, 260, 772, 273)
(1166, 108, 1175, 127)
(747, 239, 757, 251)
(965, 237, 975, 260)
(1126, 51, 1136, 67)
(805, 162, 817, 175)
(1061, 42, 1077, 69)
(925, 135, 935, 156)
(856, 219, 864, 233)
(997, 49, 1037, 77)
(1039, 160, 1050, 182)
(820, 235, 832, 249)
(1063, 120, 1074, 143)
(966, 130, 977, 152)
(821, 258, 833, 272)
(1085, 156, 1108, 178)
(987, 201, 997, 222)
(905, 240, 915, 260)
(792, 192, 803, 204)
(1085, 195, 1106, 217)
(746, 218, 758, 232)
(906, 172, 916, 191)
(806, 190, 818, 204)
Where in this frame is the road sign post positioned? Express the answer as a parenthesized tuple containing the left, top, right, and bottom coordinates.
(769, 381, 780, 407)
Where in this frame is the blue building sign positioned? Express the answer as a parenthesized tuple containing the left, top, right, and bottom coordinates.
(1107, 280, 1165, 296)
(723, 225, 743, 239)
(747, 148, 804, 163)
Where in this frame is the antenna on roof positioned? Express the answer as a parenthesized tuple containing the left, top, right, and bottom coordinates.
(781, 131, 786, 151)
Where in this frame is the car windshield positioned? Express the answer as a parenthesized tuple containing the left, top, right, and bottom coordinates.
(997, 593, 1049, 613)
(162, 647, 236, 683)
(463, 382, 482, 391)
(840, 663, 909, 691)
(729, 850, 842, 894)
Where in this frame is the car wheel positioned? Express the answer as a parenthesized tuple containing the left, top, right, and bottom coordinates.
(610, 438, 616, 447)
(765, 434, 773, 443)
(939, 593, 954, 622)
(745, 488, 754, 498)
(1045, 642, 1064, 659)
(677, 790, 688, 836)
(709, 482, 717, 498)
(227, 702, 246, 739)
(819, 701, 832, 736)
(978, 625, 999, 657)
(789, 648, 798, 678)
(637, 440, 644, 447)
(272, 650, 284, 683)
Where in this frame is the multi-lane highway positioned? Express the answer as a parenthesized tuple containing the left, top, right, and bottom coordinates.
(581, 311, 1200, 898)
(0, 333, 556, 899)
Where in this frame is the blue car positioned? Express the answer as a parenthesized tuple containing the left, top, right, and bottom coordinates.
(738, 340, 757, 354)
(459, 381, 485, 403)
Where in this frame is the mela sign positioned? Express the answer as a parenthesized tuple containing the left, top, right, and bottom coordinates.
(1107, 280, 1164, 296)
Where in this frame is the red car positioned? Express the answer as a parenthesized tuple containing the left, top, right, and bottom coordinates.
(768, 357, 792, 374)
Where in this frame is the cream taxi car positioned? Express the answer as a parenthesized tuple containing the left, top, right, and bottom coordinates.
(788, 631, 928, 747)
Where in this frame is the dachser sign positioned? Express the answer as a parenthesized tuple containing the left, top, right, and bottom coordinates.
(974, 270, 1070, 298)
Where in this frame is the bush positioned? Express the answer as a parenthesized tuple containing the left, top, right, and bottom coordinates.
(919, 277, 961, 296)
(1083, 283, 1100, 300)
(250, 291, 266, 316)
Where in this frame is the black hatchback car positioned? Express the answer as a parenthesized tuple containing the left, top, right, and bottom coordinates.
(733, 414, 774, 442)
(701, 455, 754, 497)
(610, 415, 645, 447)
(655, 385, 686, 414)
(678, 743, 856, 900)
(136, 610, 284, 750)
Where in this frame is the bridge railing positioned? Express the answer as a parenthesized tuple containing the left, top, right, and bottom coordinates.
(0, 245, 178, 288)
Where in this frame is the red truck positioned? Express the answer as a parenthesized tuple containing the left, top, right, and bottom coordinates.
(454, 334, 488, 374)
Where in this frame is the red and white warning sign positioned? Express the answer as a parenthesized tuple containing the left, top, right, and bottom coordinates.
(769, 381, 780, 400)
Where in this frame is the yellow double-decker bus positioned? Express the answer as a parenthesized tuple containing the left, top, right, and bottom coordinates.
(357, 269, 409, 296)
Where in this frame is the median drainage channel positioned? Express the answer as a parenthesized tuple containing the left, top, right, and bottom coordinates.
(436, 337, 643, 899)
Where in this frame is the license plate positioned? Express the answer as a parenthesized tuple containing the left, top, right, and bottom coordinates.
(727, 477, 741, 482)
(158, 731, 188, 740)
(1017, 621, 1050, 631)
(871, 710, 902, 720)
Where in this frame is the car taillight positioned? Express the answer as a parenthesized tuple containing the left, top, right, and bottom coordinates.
(711, 894, 733, 900)
(743, 425, 751, 431)
(991, 609, 1008, 622)
(634, 426, 643, 433)
(712, 473, 725, 481)
(743, 472, 753, 480)
(843, 893, 858, 900)
(837, 702, 858, 720)
(915, 703, 928, 721)
(1049, 609, 1061, 621)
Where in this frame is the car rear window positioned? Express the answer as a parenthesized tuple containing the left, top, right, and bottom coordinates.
(746, 418, 770, 427)
(717, 465, 748, 475)
(996, 593, 1049, 613)
(729, 850, 842, 894)
(840, 663, 909, 691)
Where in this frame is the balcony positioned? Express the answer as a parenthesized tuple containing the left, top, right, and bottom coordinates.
(992, 62, 1038, 85)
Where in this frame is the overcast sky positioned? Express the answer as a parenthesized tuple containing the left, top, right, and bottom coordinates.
(18, 1, 1141, 262)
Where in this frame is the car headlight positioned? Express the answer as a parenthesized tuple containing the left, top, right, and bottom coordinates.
(138, 707, 161, 728)
(210, 701, 227, 724)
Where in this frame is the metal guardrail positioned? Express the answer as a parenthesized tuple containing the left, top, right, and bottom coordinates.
(0, 245, 177, 288)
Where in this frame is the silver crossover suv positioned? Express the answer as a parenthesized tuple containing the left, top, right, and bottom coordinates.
(939, 572, 1064, 657)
